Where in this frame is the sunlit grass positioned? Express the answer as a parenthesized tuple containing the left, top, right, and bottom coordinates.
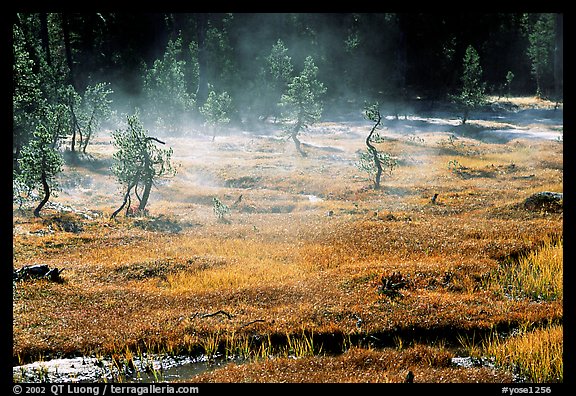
(491, 235, 563, 302)
(283, 330, 320, 358)
(456, 322, 563, 383)
(166, 260, 302, 293)
(163, 237, 307, 293)
(485, 324, 563, 383)
(458, 235, 563, 383)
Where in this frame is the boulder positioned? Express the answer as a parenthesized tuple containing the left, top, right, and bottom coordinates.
(523, 191, 563, 213)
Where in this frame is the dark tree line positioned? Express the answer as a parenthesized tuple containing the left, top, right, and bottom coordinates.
(14, 13, 562, 108)
(12, 12, 562, 215)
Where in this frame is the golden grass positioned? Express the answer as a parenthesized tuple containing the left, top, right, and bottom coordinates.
(164, 239, 306, 293)
(13, 104, 563, 382)
(485, 324, 563, 383)
(458, 235, 563, 383)
(491, 236, 563, 302)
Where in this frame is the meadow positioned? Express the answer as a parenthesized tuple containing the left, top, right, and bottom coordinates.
(12, 97, 563, 383)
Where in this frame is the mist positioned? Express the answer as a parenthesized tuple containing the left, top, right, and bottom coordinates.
(13, 12, 563, 233)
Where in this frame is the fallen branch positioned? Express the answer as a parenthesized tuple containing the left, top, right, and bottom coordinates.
(13, 264, 65, 283)
(192, 310, 234, 320)
(239, 319, 266, 329)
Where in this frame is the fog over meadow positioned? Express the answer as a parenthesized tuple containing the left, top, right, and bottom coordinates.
(13, 13, 562, 216)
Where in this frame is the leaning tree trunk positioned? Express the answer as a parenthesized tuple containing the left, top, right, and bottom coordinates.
(34, 168, 50, 217)
(68, 92, 81, 152)
(111, 168, 142, 219)
(137, 136, 166, 213)
(291, 132, 307, 158)
(137, 147, 154, 213)
(81, 109, 97, 154)
(138, 178, 152, 213)
(110, 184, 134, 219)
(291, 119, 307, 158)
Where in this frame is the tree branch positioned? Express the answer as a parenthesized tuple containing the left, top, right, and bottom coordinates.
(145, 136, 166, 145)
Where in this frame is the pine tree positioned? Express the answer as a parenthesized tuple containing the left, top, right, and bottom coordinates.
(454, 45, 486, 125)
(356, 103, 397, 190)
(143, 35, 194, 134)
(279, 56, 326, 157)
(526, 14, 555, 98)
(13, 22, 45, 170)
(16, 123, 63, 217)
(199, 88, 232, 141)
(262, 39, 293, 120)
(110, 114, 177, 218)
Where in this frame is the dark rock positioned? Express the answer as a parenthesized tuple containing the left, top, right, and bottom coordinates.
(405, 370, 414, 383)
(523, 191, 563, 212)
(14, 264, 50, 280)
(14, 264, 64, 282)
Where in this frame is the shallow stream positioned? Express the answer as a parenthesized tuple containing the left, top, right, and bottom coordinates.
(13, 354, 225, 383)
(14, 351, 527, 383)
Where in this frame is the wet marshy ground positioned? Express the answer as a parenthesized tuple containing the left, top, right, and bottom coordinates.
(14, 320, 544, 383)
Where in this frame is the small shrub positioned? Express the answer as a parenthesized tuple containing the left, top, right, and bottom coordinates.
(212, 197, 230, 222)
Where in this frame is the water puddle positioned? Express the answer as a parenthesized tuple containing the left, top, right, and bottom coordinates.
(14, 352, 529, 383)
(307, 195, 324, 203)
(476, 128, 562, 143)
(451, 356, 527, 382)
(451, 356, 496, 369)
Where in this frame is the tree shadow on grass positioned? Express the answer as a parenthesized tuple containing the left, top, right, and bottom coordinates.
(62, 151, 113, 175)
